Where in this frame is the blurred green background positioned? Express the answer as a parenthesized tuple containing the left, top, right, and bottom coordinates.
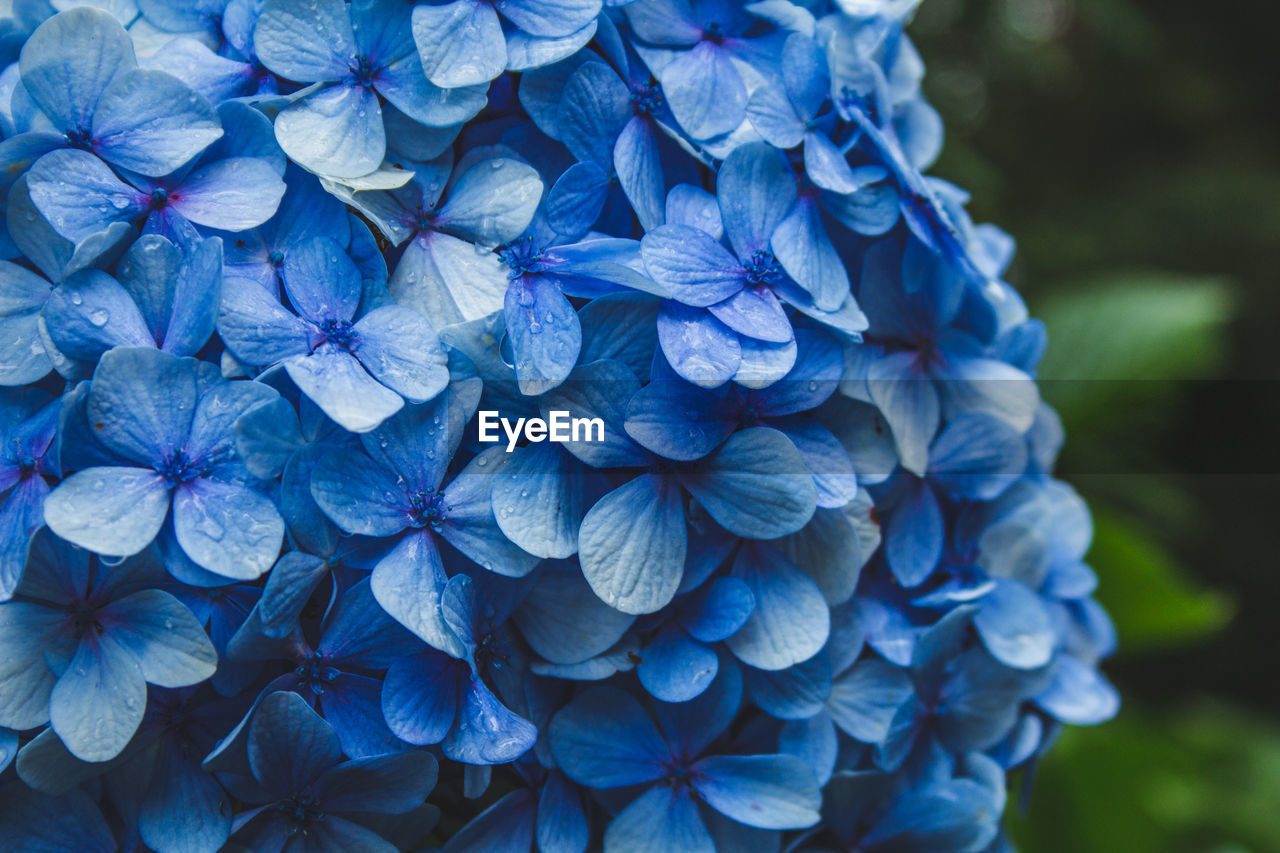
(911, 0, 1279, 849)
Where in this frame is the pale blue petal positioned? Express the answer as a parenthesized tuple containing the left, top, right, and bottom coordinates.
(604, 786, 712, 853)
(92, 69, 222, 175)
(275, 84, 384, 179)
(43, 467, 170, 556)
(172, 478, 283, 580)
(690, 754, 821, 829)
(170, 157, 286, 231)
(640, 224, 745, 307)
(726, 544, 829, 671)
(681, 428, 816, 539)
(578, 473, 687, 614)
(253, 0, 356, 81)
(412, 0, 506, 89)
(353, 305, 450, 402)
(49, 633, 146, 761)
(660, 41, 745, 140)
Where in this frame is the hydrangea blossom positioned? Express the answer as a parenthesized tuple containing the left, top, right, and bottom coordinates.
(0, 2, 1119, 851)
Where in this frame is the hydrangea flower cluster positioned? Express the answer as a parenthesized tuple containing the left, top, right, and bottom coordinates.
(0, 2, 1119, 851)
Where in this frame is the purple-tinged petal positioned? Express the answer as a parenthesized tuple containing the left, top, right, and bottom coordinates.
(690, 754, 821, 829)
(170, 157, 286, 231)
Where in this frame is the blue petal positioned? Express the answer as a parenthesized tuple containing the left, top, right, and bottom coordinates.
(49, 633, 146, 761)
(884, 478, 943, 588)
(803, 131, 861, 195)
(624, 379, 735, 462)
(253, 0, 357, 81)
(170, 157, 286, 231)
(443, 789, 536, 853)
(439, 450, 543, 577)
(389, 232, 510, 326)
(615, 117, 666, 231)
(92, 69, 222, 176)
(248, 691, 342, 795)
(826, 658, 913, 743)
(27, 149, 146, 243)
(660, 41, 745, 140)
(604, 786, 713, 853)
(0, 260, 53, 385)
(311, 446, 411, 537)
(0, 786, 115, 853)
(775, 419, 858, 509)
(490, 442, 582, 560)
(412, 0, 506, 89)
(938, 354, 1040, 434)
(144, 36, 259, 104)
(18, 7, 132, 132)
(691, 754, 821, 830)
(726, 544, 829, 671)
(321, 673, 411, 758)
(216, 276, 312, 365)
(496, 0, 600, 37)
(1035, 654, 1119, 725)
(656, 302, 741, 388)
(505, 275, 581, 395)
(578, 473, 687, 614)
(546, 160, 611, 239)
(640, 224, 745, 307)
(771, 194, 849, 312)
(706, 285, 792, 343)
(681, 428, 817, 539)
(664, 183, 723, 239)
(676, 576, 755, 643)
(43, 466, 171, 557)
(383, 648, 461, 745)
(778, 715, 837, 787)
(437, 157, 544, 247)
(638, 623, 718, 702)
(0, 476, 49, 598)
(0, 600, 64, 730)
(746, 81, 805, 149)
(257, 550, 329, 638)
(538, 772, 589, 853)
(973, 578, 1054, 669)
(550, 685, 667, 788)
(285, 346, 404, 433)
(443, 674, 538, 765)
(927, 413, 1027, 500)
(744, 652, 831, 719)
(162, 237, 223, 356)
(275, 83, 384, 179)
(172, 477, 283, 580)
(44, 270, 151, 360)
(558, 60, 632, 167)
(513, 559, 634, 664)
(539, 358, 651, 467)
(370, 530, 459, 654)
(353, 305, 450, 402)
(780, 33, 829, 118)
(717, 143, 797, 258)
(138, 740, 232, 853)
(103, 588, 217, 686)
(867, 350, 938, 477)
(749, 327, 842, 416)
(317, 750, 438, 812)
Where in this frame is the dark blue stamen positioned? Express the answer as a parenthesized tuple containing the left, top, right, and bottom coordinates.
(317, 318, 358, 348)
(409, 491, 448, 530)
(159, 450, 201, 486)
(743, 250, 781, 288)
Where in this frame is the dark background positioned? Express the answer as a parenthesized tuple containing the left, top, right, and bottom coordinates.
(910, 0, 1279, 848)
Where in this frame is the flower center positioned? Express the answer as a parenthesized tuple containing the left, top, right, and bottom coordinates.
(150, 188, 170, 209)
(64, 127, 93, 149)
(71, 603, 105, 636)
(499, 237, 542, 279)
(738, 405, 760, 428)
(277, 794, 326, 832)
(294, 654, 340, 695)
(269, 250, 285, 268)
(630, 80, 663, 116)
(350, 55, 378, 88)
(661, 761, 701, 792)
(409, 491, 448, 530)
(317, 318, 358, 349)
(742, 250, 781, 288)
(703, 21, 725, 44)
(159, 450, 202, 486)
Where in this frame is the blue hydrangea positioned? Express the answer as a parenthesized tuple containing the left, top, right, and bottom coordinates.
(0, 2, 1119, 851)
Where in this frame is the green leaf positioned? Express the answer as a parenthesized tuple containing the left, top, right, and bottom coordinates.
(1088, 512, 1231, 653)
(1035, 273, 1232, 429)
(1010, 704, 1280, 853)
